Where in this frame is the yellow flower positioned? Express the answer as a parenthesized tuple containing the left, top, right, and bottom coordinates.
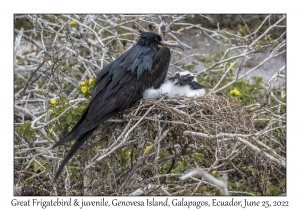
(128, 151, 131, 155)
(81, 86, 87, 93)
(144, 145, 151, 154)
(69, 20, 76, 26)
(80, 81, 86, 85)
(230, 88, 241, 96)
(89, 78, 95, 85)
(228, 61, 234, 66)
(212, 170, 217, 175)
(50, 99, 57, 105)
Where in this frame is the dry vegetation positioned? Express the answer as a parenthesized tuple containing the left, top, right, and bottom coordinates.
(14, 14, 286, 196)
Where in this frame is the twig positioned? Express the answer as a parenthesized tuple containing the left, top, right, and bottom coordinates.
(180, 168, 229, 195)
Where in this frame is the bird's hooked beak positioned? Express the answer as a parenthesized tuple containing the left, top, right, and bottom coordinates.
(159, 41, 184, 51)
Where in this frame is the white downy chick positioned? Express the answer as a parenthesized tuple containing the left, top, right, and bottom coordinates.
(143, 71, 205, 99)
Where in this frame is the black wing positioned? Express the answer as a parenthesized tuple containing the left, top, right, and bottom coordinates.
(169, 73, 204, 90)
(53, 46, 171, 179)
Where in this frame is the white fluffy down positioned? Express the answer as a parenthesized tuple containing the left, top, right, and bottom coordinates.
(143, 87, 160, 99)
(143, 79, 205, 99)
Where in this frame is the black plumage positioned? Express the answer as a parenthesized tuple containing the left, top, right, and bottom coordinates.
(168, 72, 204, 90)
(53, 31, 183, 179)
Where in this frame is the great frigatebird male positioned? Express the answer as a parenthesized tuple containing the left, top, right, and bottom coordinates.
(53, 31, 184, 179)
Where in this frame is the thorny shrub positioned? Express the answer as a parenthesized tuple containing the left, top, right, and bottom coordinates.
(14, 14, 286, 195)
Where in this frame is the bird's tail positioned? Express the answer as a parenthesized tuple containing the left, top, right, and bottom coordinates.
(52, 123, 87, 148)
(53, 110, 118, 149)
(54, 126, 98, 179)
(52, 132, 77, 148)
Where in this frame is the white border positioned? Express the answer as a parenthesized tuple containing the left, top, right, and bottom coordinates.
(4, 1, 296, 209)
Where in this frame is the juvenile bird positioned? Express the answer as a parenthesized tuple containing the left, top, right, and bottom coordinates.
(143, 71, 205, 99)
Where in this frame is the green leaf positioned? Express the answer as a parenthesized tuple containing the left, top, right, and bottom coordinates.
(159, 150, 168, 159)
(33, 160, 40, 172)
(49, 113, 56, 120)
(43, 165, 51, 175)
(24, 160, 31, 165)
(24, 130, 31, 141)
(66, 113, 72, 124)
(70, 174, 77, 182)
(60, 117, 66, 125)
(266, 181, 281, 195)
(24, 177, 32, 183)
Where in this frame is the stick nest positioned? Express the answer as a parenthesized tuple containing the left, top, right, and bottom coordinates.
(15, 94, 286, 196)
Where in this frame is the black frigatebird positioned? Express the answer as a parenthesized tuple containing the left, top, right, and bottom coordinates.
(53, 31, 184, 179)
